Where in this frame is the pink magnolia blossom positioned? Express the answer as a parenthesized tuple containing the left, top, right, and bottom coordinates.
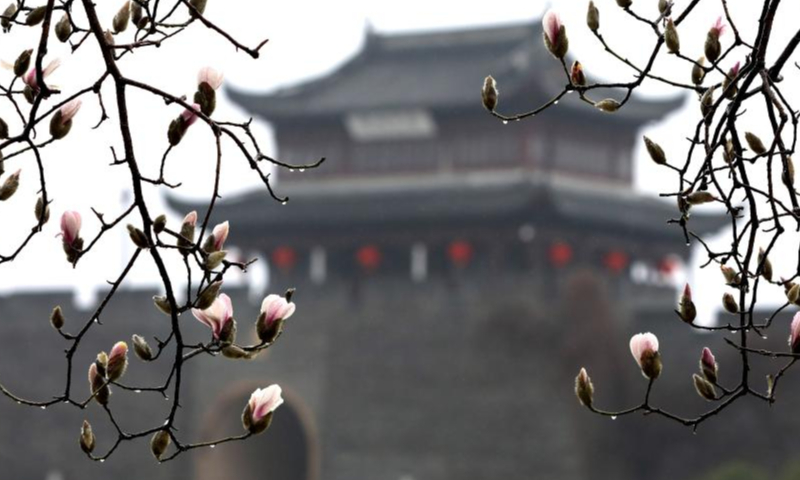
(701, 347, 716, 372)
(730, 61, 741, 77)
(109, 341, 127, 363)
(181, 104, 201, 127)
(711, 16, 726, 37)
(24, 58, 61, 92)
(183, 210, 198, 227)
(543, 9, 562, 46)
(59, 99, 82, 125)
(60, 211, 81, 246)
(87, 362, 100, 384)
(192, 293, 233, 339)
(790, 312, 800, 353)
(682, 284, 692, 302)
(248, 385, 284, 422)
(260, 294, 296, 329)
(630, 332, 659, 368)
(197, 67, 224, 90)
(212, 221, 229, 251)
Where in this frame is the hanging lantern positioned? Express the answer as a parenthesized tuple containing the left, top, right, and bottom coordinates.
(603, 250, 629, 273)
(549, 241, 573, 267)
(271, 246, 297, 270)
(356, 245, 382, 271)
(447, 240, 474, 267)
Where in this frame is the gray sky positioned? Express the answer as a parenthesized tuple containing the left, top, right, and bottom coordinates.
(0, 0, 797, 324)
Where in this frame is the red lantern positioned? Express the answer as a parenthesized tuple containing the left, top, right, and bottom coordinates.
(356, 245, 382, 271)
(549, 242, 573, 267)
(658, 255, 680, 276)
(447, 240, 474, 267)
(603, 250, 629, 273)
(271, 246, 297, 270)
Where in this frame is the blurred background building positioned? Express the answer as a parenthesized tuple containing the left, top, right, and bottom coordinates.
(2, 19, 800, 480)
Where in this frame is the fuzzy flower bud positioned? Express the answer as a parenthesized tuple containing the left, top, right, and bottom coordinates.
(788, 283, 800, 305)
(658, 0, 671, 15)
(177, 211, 197, 251)
(700, 347, 718, 384)
(570, 61, 586, 87)
(481, 76, 498, 112)
(50, 99, 82, 140)
(13, 49, 32, 78)
(574, 367, 594, 408)
(242, 385, 284, 434)
(127, 224, 149, 249)
(542, 9, 568, 59)
(25, 6, 46, 26)
(758, 247, 773, 281)
(1, 3, 17, 31)
(693, 373, 716, 400)
(705, 17, 725, 63)
(150, 430, 171, 461)
(700, 86, 715, 125)
(0, 169, 20, 201)
(192, 293, 234, 342)
(80, 420, 95, 454)
(692, 57, 706, 86)
(195, 280, 223, 310)
(745, 131, 767, 155)
(720, 264, 738, 285)
(168, 105, 200, 146)
(204, 250, 227, 270)
(686, 191, 716, 205)
(153, 214, 167, 233)
(50, 305, 65, 330)
(643, 136, 666, 165)
(202, 221, 229, 253)
(722, 292, 738, 314)
(112, 1, 131, 34)
(55, 14, 72, 42)
(87, 363, 109, 405)
(678, 283, 696, 324)
(665, 18, 680, 54)
(630, 332, 661, 380)
(132, 334, 153, 361)
(35, 195, 50, 224)
(587, 1, 599, 32)
(595, 98, 621, 113)
(256, 292, 297, 343)
(106, 341, 128, 382)
(722, 61, 740, 99)
(189, 0, 208, 16)
(790, 312, 800, 353)
(153, 295, 173, 316)
(616, 0, 632, 7)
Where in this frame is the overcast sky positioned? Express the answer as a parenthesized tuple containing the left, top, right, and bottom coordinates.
(0, 0, 798, 323)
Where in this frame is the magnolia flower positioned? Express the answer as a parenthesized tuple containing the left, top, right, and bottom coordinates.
(23, 58, 60, 92)
(710, 16, 726, 37)
(243, 384, 284, 434)
(60, 211, 81, 246)
(256, 293, 296, 342)
(790, 312, 800, 353)
(183, 210, 197, 227)
(107, 341, 128, 381)
(177, 210, 198, 250)
(630, 332, 661, 380)
(197, 66, 224, 90)
(705, 17, 725, 62)
(678, 283, 696, 323)
(58, 99, 82, 125)
(729, 61, 741, 78)
(542, 9, 568, 59)
(192, 293, 234, 340)
(204, 221, 229, 252)
(181, 104, 200, 128)
(700, 347, 717, 383)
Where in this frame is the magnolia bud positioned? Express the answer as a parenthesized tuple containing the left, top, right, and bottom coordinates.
(103, 30, 115, 46)
(705, 28, 721, 63)
(25, 6, 46, 26)
(153, 214, 167, 233)
(49, 111, 72, 140)
(686, 191, 715, 205)
(700, 87, 715, 125)
(195, 280, 222, 310)
(0, 169, 21, 201)
(153, 295, 172, 315)
(177, 212, 196, 251)
(587, 1, 599, 32)
(595, 99, 620, 113)
(783, 156, 795, 188)
(50, 305, 65, 330)
(107, 341, 128, 382)
(788, 283, 800, 305)
(127, 224, 149, 249)
(616, 0, 632, 7)
(222, 345, 251, 360)
(678, 284, 696, 323)
(218, 317, 236, 345)
(542, 10, 568, 59)
(700, 347, 718, 384)
(720, 264, 738, 285)
(23, 85, 34, 104)
(758, 248, 773, 281)
(35, 195, 50, 224)
(574, 367, 594, 407)
(205, 250, 227, 270)
(691, 57, 705, 86)
(745, 131, 767, 155)
(570, 61, 586, 87)
(693, 373, 716, 400)
(131, 1, 143, 26)
(55, 14, 72, 42)
(13, 49, 32, 78)
(722, 292, 738, 314)
(481, 76, 498, 112)
(643, 136, 666, 165)
(658, 0, 671, 15)
(150, 430, 171, 461)
(112, 1, 131, 34)
(80, 420, 95, 454)
(722, 138, 734, 164)
(664, 18, 680, 54)
(189, 0, 208, 15)
(88, 362, 109, 405)
(132, 334, 153, 361)
(194, 82, 216, 116)
(722, 63, 740, 99)
(1, 3, 17, 31)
